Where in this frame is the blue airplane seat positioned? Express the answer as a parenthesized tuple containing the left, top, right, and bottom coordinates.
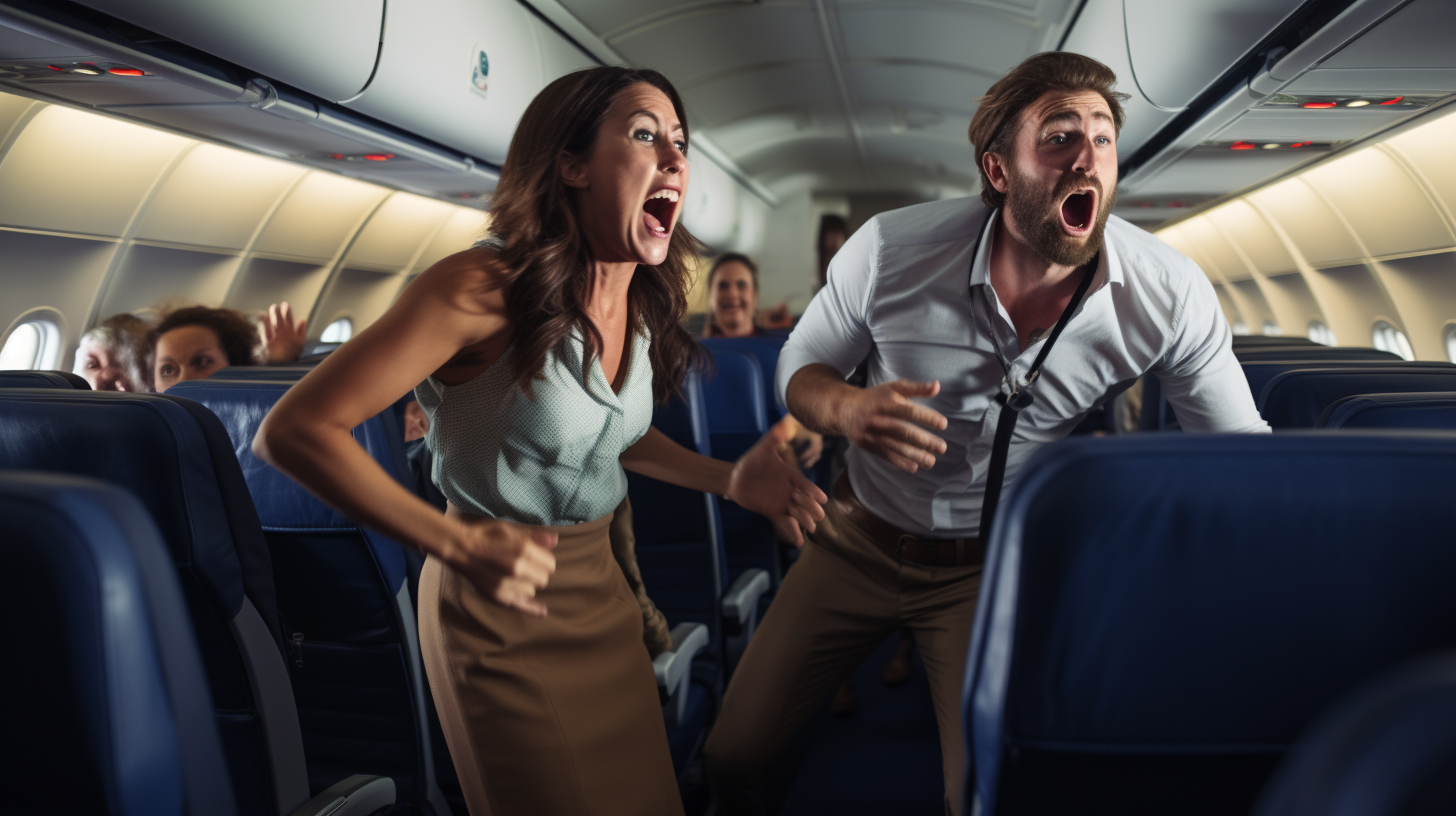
(170, 377, 451, 815)
(1, 471, 235, 816)
(210, 365, 316, 380)
(963, 431, 1456, 816)
(0, 388, 312, 816)
(1252, 652, 1456, 816)
(701, 334, 789, 422)
(1231, 335, 1317, 348)
(1318, 391, 1456, 430)
(1235, 347, 1399, 362)
(1243, 361, 1456, 414)
(1260, 366, 1456, 427)
(698, 347, 782, 597)
(0, 369, 89, 388)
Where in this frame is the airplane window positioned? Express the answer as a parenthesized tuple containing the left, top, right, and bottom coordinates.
(1262, 320, 1282, 335)
(1308, 320, 1336, 346)
(1231, 321, 1249, 335)
(320, 317, 353, 343)
(0, 318, 59, 370)
(1444, 324, 1456, 363)
(1372, 320, 1415, 361)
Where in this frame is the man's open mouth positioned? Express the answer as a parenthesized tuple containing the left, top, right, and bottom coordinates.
(1060, 189, 1096, 232)
(643, 188, 679, 236)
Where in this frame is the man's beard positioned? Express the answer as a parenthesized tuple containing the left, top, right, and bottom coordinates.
(1006, 169, 1115, 268)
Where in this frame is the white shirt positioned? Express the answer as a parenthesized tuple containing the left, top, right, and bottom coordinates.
(777, 197, 1268, 539)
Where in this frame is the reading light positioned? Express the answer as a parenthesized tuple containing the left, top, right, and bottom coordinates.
(1262, 143, 1280, 149)
(107, 67, 145, 76)
(1346, 100, 1370, 107)
(1231, 141, 1255, 150)
(1379, 96, 1405, 106)
(1301, 101, 1337, 109)
(71, 67, 101, 76)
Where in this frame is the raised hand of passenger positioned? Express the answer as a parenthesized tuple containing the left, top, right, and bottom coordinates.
(447, 517, 558, 616)
(260, 301, 308, 364)
(843, 379, 948, 474)
(727, 426, 828, 547)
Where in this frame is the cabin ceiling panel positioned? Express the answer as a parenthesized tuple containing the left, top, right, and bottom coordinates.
(346, 193, 460, 271)
(1206, 200, 1297, 276)
(414, 209, 489, 273)
(1180, 216, 1253, 281)
(252, 172, 388, 261)
(99, 244, 239, 318)
(9, 75, 226, 107)
(134, 144, 305, 250)
(683, 63, 838, 129)
(0, 90, 36, 143)
(1250, 179, 1364, 268)
(1217, 108, 1417, 141)
(0, 230, 116, 346)
(708, 109, 850, 157)
(1384, 108, 1456, 226)
(836, 5, 1050, 74)
(845, 63, 983, 119)
(0, 104, 187, 237)
(225, 258, 331, 318)
(1264, 272, 1322, 325)
(1302, 148, 1454, 259)
(861, 132, 978, 184)
(1282, 68, 1456, 95)
(556, 0, 722, 40)
(0, 21, 91, 60)
(735, 137, 860, 186)
(1314, 262, 1403, 339)
(1229, 278, 1275, 322)
(608, 6, 826, 85)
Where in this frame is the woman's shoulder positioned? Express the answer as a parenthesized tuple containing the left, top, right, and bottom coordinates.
(409, 245, 511, 313)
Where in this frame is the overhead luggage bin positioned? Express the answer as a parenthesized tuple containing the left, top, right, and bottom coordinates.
(341, 0, 596, 167)
(69, 0, 384, 103)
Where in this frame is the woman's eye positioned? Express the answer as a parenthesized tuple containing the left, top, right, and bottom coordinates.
(1048, 134, 1067, 145)
(634, 128, 654, 143)
(675, 140, 688, 154)
(160, 365, 176, 377)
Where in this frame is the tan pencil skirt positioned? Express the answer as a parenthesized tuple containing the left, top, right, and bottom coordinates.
(418, 511, 683, 816)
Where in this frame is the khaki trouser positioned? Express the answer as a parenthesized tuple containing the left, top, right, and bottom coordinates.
(704, 493, 983, 816)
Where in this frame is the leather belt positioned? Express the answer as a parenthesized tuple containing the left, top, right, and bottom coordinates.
(832, 475, 985, 568)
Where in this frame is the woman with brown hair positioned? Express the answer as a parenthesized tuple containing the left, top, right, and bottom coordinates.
(254, 66, 825, 814)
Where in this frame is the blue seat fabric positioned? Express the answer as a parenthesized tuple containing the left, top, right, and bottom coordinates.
(1259, 366, 1456, 427)
(701, 335, 788, 422)
(1234, 347, 1399, 363)
(697, 348, 781, 592)
(0, 471, 235, 816)
(627, 371, 724, 775)
(1231, 336, 1316, 348)
(0, 389, 283, 816)
(965, 432, 1456, 816)
(0, 369, 90, 388)
(1318, 391, 1456, 430)
(170, 378, 439, 809)
(1252, 652, 1456, 816)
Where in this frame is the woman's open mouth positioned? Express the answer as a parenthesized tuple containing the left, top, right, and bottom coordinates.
(643, 188, 680, 238)
(1060, 189, 1096, 235)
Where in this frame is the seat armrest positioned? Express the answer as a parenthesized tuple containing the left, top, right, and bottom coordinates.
(722, 569, 771, 636)
(288, 775, 396, 816)
(653, 622, 709, 727)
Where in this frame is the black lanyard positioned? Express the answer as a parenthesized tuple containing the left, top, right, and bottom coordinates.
(972, 244, 1098, 541)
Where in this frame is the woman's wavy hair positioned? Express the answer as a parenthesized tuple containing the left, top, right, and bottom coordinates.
(702, 253, 759, 338)
(151, 306, 260, 369)
(486, 66, 705, 402)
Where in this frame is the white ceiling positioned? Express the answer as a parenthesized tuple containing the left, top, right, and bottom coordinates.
(553, 0, 1080, 195)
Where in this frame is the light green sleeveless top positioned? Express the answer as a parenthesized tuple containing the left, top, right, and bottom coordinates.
(415, 328, 653, 526)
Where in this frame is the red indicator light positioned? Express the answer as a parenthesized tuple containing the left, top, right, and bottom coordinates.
(329, 153, 345, 160)
(1231, 141, 1256, 150)
(1302, 101, 1337, 109)
(1289, 141, 1312, 148)
(107, 67, 145, 76)
(45, 64, 64, 71)
(1378, 96, 1405, 106)
(363, 153, 394, 161)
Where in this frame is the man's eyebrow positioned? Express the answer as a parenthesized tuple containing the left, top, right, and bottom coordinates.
(1039, 109, 1114, 129)
(630, 109, 684, 133)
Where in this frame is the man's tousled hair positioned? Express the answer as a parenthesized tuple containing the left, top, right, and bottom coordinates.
(968, 52, 1129, 209)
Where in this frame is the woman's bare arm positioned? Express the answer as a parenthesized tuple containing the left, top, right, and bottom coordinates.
(620, 425, 827, 546)
(253, 249, 558, 615)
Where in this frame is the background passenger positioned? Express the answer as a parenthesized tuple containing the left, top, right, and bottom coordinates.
(73, 311, 154, 391)
(253, 65, 825, 816)
(704, 253, 823, 469)
(151, 301, 310, 391)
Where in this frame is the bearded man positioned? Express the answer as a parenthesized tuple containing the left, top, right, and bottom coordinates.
(704, 51, 1269, 816)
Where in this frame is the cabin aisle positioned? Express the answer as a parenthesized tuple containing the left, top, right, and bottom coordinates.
(780, 633, 944, 816)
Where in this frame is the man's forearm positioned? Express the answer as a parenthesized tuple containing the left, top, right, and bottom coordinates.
(785, 364, 860, 437)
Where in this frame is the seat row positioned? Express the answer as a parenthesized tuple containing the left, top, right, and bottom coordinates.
(1139, 334, 1456, 431)
(0, 357, 782, 812)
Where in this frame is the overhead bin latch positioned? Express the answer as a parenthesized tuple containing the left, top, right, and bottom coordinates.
(237, 78, 279, 111)
(1248, 47, 1291, 98)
